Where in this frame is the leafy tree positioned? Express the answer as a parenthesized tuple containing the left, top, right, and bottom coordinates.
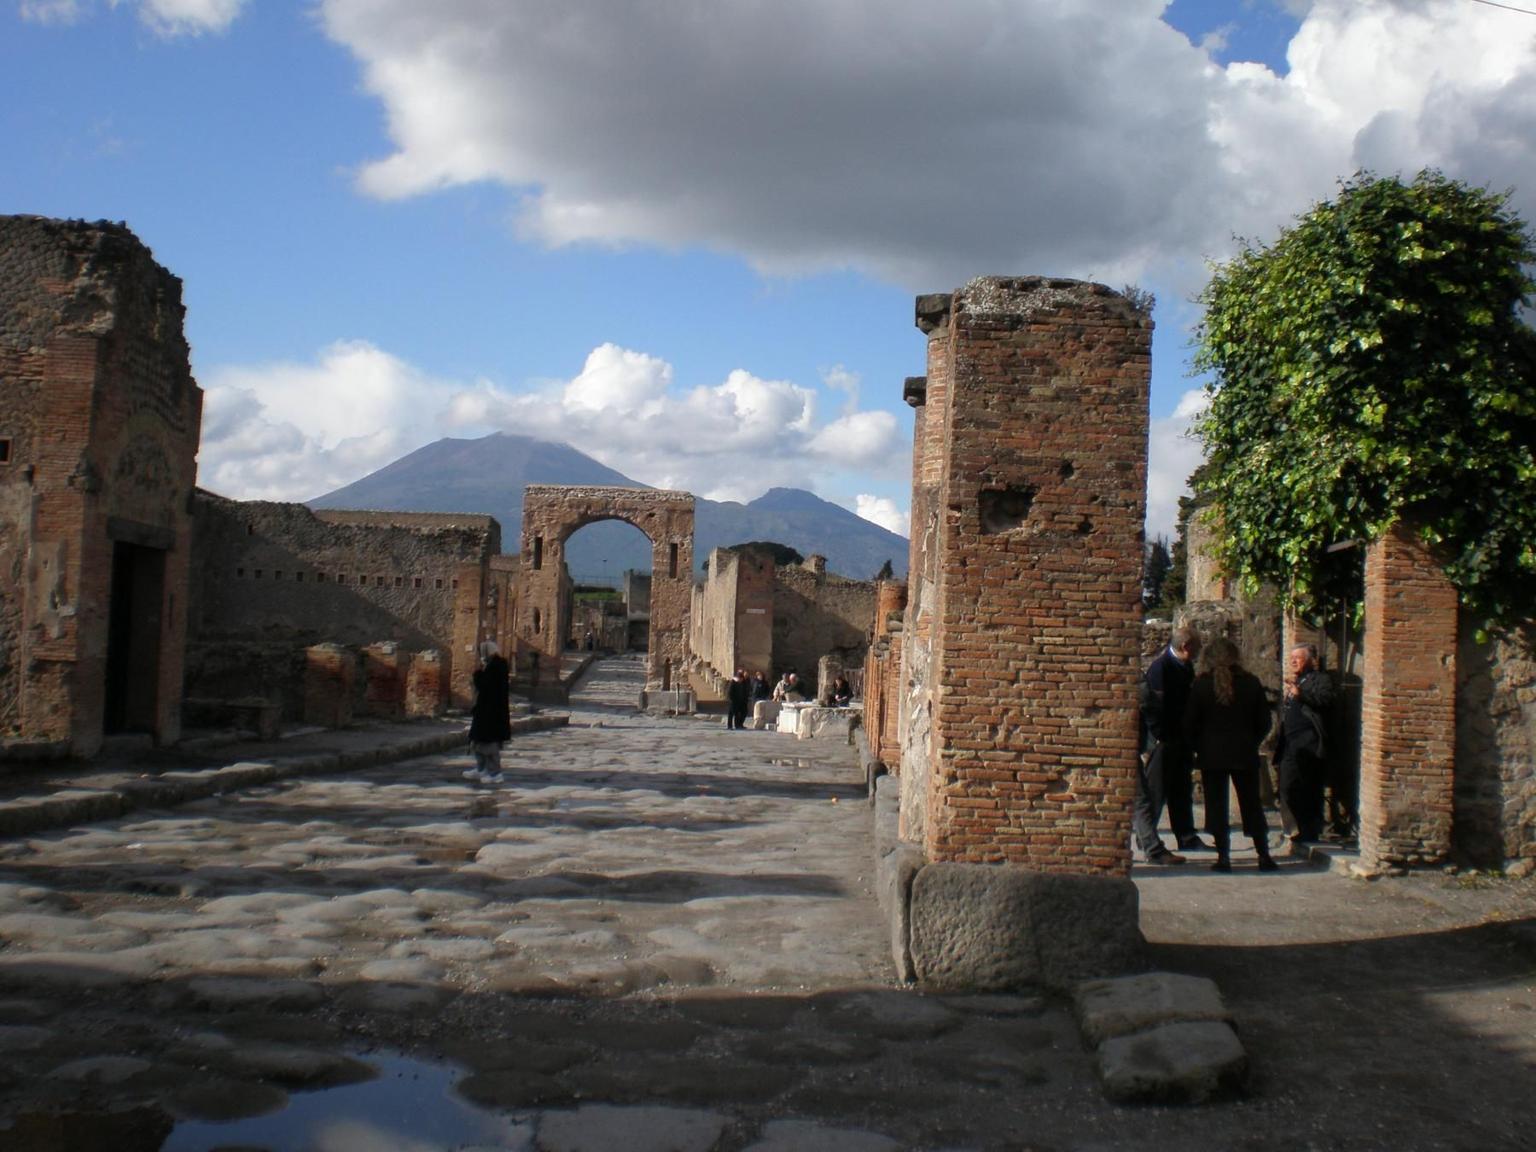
(1142, 536, 1172, 610)
(874, 558, 895, 581)
(721, 541, 805, 567)
(1192, 170, 1536, 626)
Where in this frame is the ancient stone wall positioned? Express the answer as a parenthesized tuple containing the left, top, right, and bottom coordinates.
(689, 547, 775, 687)
(187, 493, 499, 712)
(1455, 618, 1536, 874)
(0, 216, 201, 754)
(771, 558, 874, 682)
(862, 579, 907, 766)
(901, 278, 1151, 874)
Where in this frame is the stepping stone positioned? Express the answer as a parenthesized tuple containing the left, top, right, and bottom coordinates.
(1096, 1019, 1248, 1104)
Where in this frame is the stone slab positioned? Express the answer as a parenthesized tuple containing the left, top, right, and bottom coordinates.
(535, 1104, 729, 1152)
(1074, 971, 1232, 1047)
(1096, 1019, 1249, 1104)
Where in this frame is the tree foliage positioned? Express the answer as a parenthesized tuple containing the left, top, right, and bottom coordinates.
(1142, 536, 1172, 610)
(1192, 170, 1536, 625)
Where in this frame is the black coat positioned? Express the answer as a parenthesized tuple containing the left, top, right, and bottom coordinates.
(1141, 646, 1196, 752)
(1183, 669, 1271, 775)
(469, 655, 512, 743)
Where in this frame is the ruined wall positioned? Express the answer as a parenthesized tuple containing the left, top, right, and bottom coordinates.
(862, 579, 907, 767)
(187, 493, 498, 712)
(0, 216, 201, 753)
(771, 557, 874, 681)
(902, 278, 1151, 874)
(689, 547, 774, 686)
(521, 486, 692, 689)
(1455, 618, 1536, 874)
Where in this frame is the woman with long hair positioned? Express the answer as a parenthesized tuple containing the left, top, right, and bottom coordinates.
(1182, 637, 1278, 872)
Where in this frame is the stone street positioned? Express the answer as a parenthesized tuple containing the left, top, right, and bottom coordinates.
(0, 655, 1532, 1151)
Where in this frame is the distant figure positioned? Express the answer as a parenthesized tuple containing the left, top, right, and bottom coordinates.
(750, 671, 770, 704)
(726, 668, 751, 730)
(465, 641, 510, 784)
(1133, 625, 1205, 865)
(1183, 637, 1277, 873)
(773, 671, 805, 703)
(827, 675, 853, 707)
(1273, 643, 1335, 844)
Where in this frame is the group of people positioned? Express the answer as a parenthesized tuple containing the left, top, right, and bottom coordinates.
(724, 669, 776, 729)
(1134, 625, 1336, 873)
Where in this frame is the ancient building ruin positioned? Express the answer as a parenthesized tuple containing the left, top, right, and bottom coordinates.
(519, 485, 693, 693)
(0, 217, 203, 755)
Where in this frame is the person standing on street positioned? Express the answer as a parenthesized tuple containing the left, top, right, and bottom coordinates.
(1273, 643, 1334, 844)
(1133, 625, 1207, 864)
(465, 641, 511, 784)
(726, 669, 751, 730)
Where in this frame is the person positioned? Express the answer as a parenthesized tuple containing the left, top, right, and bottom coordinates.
(772, 671, 805, 703)
(750, 671, 770, 704)
(827, 675, 853, 707)
(1133, 625, 1205, 864)
(464, 640, 511, 784)
(1183, 638, 1278, 872)
(1273, 643, 1335, 844)
(725, 668, 751, 730)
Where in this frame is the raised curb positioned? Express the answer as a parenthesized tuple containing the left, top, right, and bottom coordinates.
(0, 714, 569, 838)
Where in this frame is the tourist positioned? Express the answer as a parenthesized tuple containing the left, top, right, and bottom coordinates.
(464, 641, 511, 784)
(1183, 637, 1278, 872)
(1273, 643, 1334, 844)
(750, 671, 771, 704)
(1132, 625, 1205, 864)
(726, 668, 751, 730)
(773, 671, 805, 703)
(827, 675, 853, 707)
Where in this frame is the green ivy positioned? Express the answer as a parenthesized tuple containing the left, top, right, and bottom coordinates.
(1192, 171, 1536, 627)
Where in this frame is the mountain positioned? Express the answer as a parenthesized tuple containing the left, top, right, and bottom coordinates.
(309, 433, 908, 582)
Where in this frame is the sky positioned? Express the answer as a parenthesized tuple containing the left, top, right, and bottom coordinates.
(6, 0, 1536, 542)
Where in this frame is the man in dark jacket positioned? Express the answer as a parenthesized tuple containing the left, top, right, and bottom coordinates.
(466, 641, 511, 784)
(726, 669, 751, 730)
(1133, 625, 1206, 863)
(1273, 643, 1335, 843)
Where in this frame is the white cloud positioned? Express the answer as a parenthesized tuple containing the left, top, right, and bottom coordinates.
(318, 0, 1536, 294)
(855, 495, 909, 536)
(134, 0, 247, 37)
(19, 0, 81, 25)
(198, 340, 908, 511)
(1146, 389, 1209, 543)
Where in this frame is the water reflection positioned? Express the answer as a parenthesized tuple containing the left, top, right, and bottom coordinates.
(161, 1051, 529, 1152)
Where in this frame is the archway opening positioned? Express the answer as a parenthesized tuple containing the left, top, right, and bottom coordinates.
(563, 518, 654, 655)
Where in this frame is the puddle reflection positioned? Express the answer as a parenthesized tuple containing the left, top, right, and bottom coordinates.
(161, 1051, 529, 1152)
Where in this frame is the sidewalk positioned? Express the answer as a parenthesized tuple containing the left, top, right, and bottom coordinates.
(0, 712, 569, 838)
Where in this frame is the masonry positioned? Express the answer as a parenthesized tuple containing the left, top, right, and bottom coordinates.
(186, 492, 503, 715)
(0, 217, 202, 755)
(881, 277, 1151, 991)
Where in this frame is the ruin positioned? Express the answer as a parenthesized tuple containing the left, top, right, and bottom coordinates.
(0, 217, 203, 756)
(518, 485, 693, 698)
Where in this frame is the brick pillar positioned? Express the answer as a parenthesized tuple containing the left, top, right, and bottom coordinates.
(405, 649, 447, 717)
(361, 642, 407, 718)
(1359, 522, 1458, 868)
(921, 278, 1151, 876)
(303, 643, 355, 728)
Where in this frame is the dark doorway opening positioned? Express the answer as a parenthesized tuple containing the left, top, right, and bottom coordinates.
(104, 542, 165, 735)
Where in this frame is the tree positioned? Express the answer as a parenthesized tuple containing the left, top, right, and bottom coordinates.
(874, 558, 895, 581)
(1142, 536, 1172, 610)
(1192, 170, 1536, 626)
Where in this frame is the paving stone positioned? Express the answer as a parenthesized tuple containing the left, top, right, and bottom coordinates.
(183, 977, 326, 1011)
(387, 937, 496, 962)
(535, 1104, 731, 1152)
(358, 957, 446, 983)
(742, 1119, 905, 1151)
(1096, 1019, 1249, 1104)
(45, 1056, 153, 1084)
(1073, 971, 1232, 1046)
(0, 912, 148, 952)
(0, 1025, 52, 1052)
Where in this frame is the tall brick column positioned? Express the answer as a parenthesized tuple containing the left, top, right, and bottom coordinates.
(1359, 522, 1458, 868)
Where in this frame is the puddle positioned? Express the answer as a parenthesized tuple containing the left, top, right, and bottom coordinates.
(161, 1051, 530, 1152)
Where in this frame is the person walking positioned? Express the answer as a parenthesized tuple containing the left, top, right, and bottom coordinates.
(1132, 625, 1206, 864)
(465, 641, 511, 784)
(1183, 637, 1278, 872)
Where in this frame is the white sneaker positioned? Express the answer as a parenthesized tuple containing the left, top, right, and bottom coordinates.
(462, 768, 484, 781)
(482, 772, 505, 784)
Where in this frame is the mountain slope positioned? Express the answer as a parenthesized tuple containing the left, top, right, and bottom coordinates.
(309, 433, 907, 580)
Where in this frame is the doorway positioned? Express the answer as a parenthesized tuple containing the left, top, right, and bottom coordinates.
(104, 541, 165, 735)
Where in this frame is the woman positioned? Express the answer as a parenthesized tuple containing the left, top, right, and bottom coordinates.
(1182, 637, 1278, 872)
(828, 675, 853, 707)
(465, 640, 511, 784)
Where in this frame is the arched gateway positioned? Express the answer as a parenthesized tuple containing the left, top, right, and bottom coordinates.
(519, 485, 694, 692)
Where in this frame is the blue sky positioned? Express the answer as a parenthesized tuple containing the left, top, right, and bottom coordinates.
(6, 1, 1536, 541)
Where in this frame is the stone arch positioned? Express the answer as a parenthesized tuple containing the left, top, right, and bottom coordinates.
(519, 485, 694, 691)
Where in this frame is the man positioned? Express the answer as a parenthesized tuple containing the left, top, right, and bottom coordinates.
(1133, 625, 1206, 864)
(725, 668, 751, 730)
(1273, 643, 1334, 844)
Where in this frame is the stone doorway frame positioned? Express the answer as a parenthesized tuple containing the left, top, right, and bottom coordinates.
(518, 485, 694, 691)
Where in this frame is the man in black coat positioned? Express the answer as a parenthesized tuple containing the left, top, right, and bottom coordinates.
(1273, 643, 1335, 843)
(466, 641, 512, 783)
(726, 669, 751, 730)
(1133, 625, 1206, 863)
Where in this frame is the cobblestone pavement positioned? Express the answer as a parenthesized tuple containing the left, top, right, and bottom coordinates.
(0, 655, 1533, 1151)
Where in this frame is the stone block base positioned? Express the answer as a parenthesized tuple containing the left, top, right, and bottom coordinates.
(640, 688, 695, 714)
(905, 862, 1143, 993)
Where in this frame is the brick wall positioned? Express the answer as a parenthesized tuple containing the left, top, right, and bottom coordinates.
(904, 277, 1151, 874)
(1455, 616, 1536, 873)
(0, 216, 201, 754)
(862, 579, 906, 766)
(1359, 522, 1458, 868)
